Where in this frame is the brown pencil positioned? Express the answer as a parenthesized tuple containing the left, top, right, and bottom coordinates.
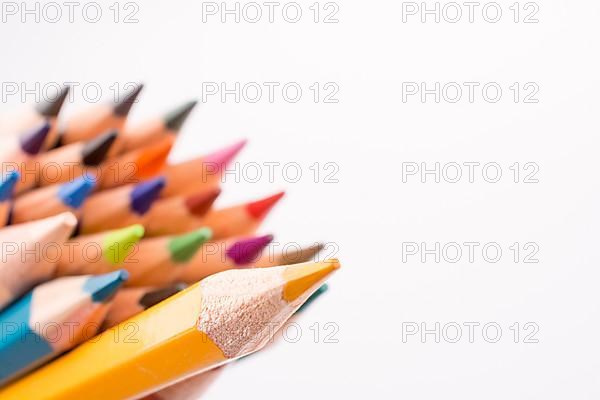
(35, 130, 117, 187)
(101, 284, 186, 329)
(55, 84, 143, 146)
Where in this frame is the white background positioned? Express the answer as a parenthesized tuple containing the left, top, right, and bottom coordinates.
(1, 1, 599, 399)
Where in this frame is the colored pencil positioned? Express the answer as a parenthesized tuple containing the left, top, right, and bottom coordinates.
(0, 171, 19, 227)
(11, 175, 96, 224)
(101, 284, 186, 329)
(0, 259, 341, 399)
(79, 177, 165, 234)
(35, 130, 117, 187)
(198, 191, 284, 239)
(0, 270, 127, 385)
(0, 212, 77, 309)
(118, 100, 197, 155)
(255, 242, 326, 268)
(1, 121, 51, 193)
(139, 187, 221, 236)
(97, 135, 173, 190)
(177, 234, 274, 284)
(124, 228, 213, 286)
(55, 225, 145, 277)
(55, 84, 143, 146)
(0, 86, 69, 149)
(161, 139, 246, 197)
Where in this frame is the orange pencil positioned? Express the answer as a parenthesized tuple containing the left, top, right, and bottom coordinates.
(55, 84, 143, 146)
(97, 135, 173, 190)
(118, 100, 197, 155)
(35, 131, 117, 187)
(161, 139, 246, 197)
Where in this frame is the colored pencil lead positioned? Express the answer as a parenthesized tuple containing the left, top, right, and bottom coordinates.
(246, 191, 285, 219)
(139, 284, 186, 309)
(203, 139, 247, 171)
(169, 228, 213, 263)
(35, 85, 70, 117)
(185, 187, 222, 216)
(82, 130, 118, 166)
(113, 84, 144, 117)
(0, 171, 20, 201)
(19, 121, 51, 155)
(164, 100, 197, 131)
(104, 224, 145, 264)
(131, 177, 166, 215)
(227, 234, 274, 266)
(86, 270, 130, 302)
(57, 175, 96, 209)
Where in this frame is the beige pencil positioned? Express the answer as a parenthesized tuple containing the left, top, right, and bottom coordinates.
(0, 212, 77, 309)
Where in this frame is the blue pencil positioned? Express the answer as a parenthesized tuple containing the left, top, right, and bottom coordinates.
(11, 175, 96, 224)
(0, 171, 19, 227)
(0, 270, 128, 385)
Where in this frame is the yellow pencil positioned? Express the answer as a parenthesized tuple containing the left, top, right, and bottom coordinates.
(0, 259, 340, 399)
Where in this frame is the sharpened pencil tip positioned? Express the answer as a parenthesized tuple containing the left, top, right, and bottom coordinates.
(278, 243, 325, 266)
(297, 284, 329, 313)
(58, 176, 96, 209)
(282, 259, 340, 302)
(246, 191, 285, 220)
(168, 228, 213, 263)
(0, 171, 20, 201)
(226, 234, 273, 266)
(19, 121, 51, 155)
(185, 187, 221, 216)
(130, 177, 166, 215)
(103, 225, 145, 265)
(134, 138, 174, 179)
(82, 130, 118, 166)
(139, 284, 186, 309)
(164, 100, 198, 131)
(84, 270, 129, 303)
(113, 84, 144, 117)
(36, 85, 70, 117)
(202, 139, 247, 170)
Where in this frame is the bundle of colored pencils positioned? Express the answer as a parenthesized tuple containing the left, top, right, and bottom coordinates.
(0, 85, 340, 399)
